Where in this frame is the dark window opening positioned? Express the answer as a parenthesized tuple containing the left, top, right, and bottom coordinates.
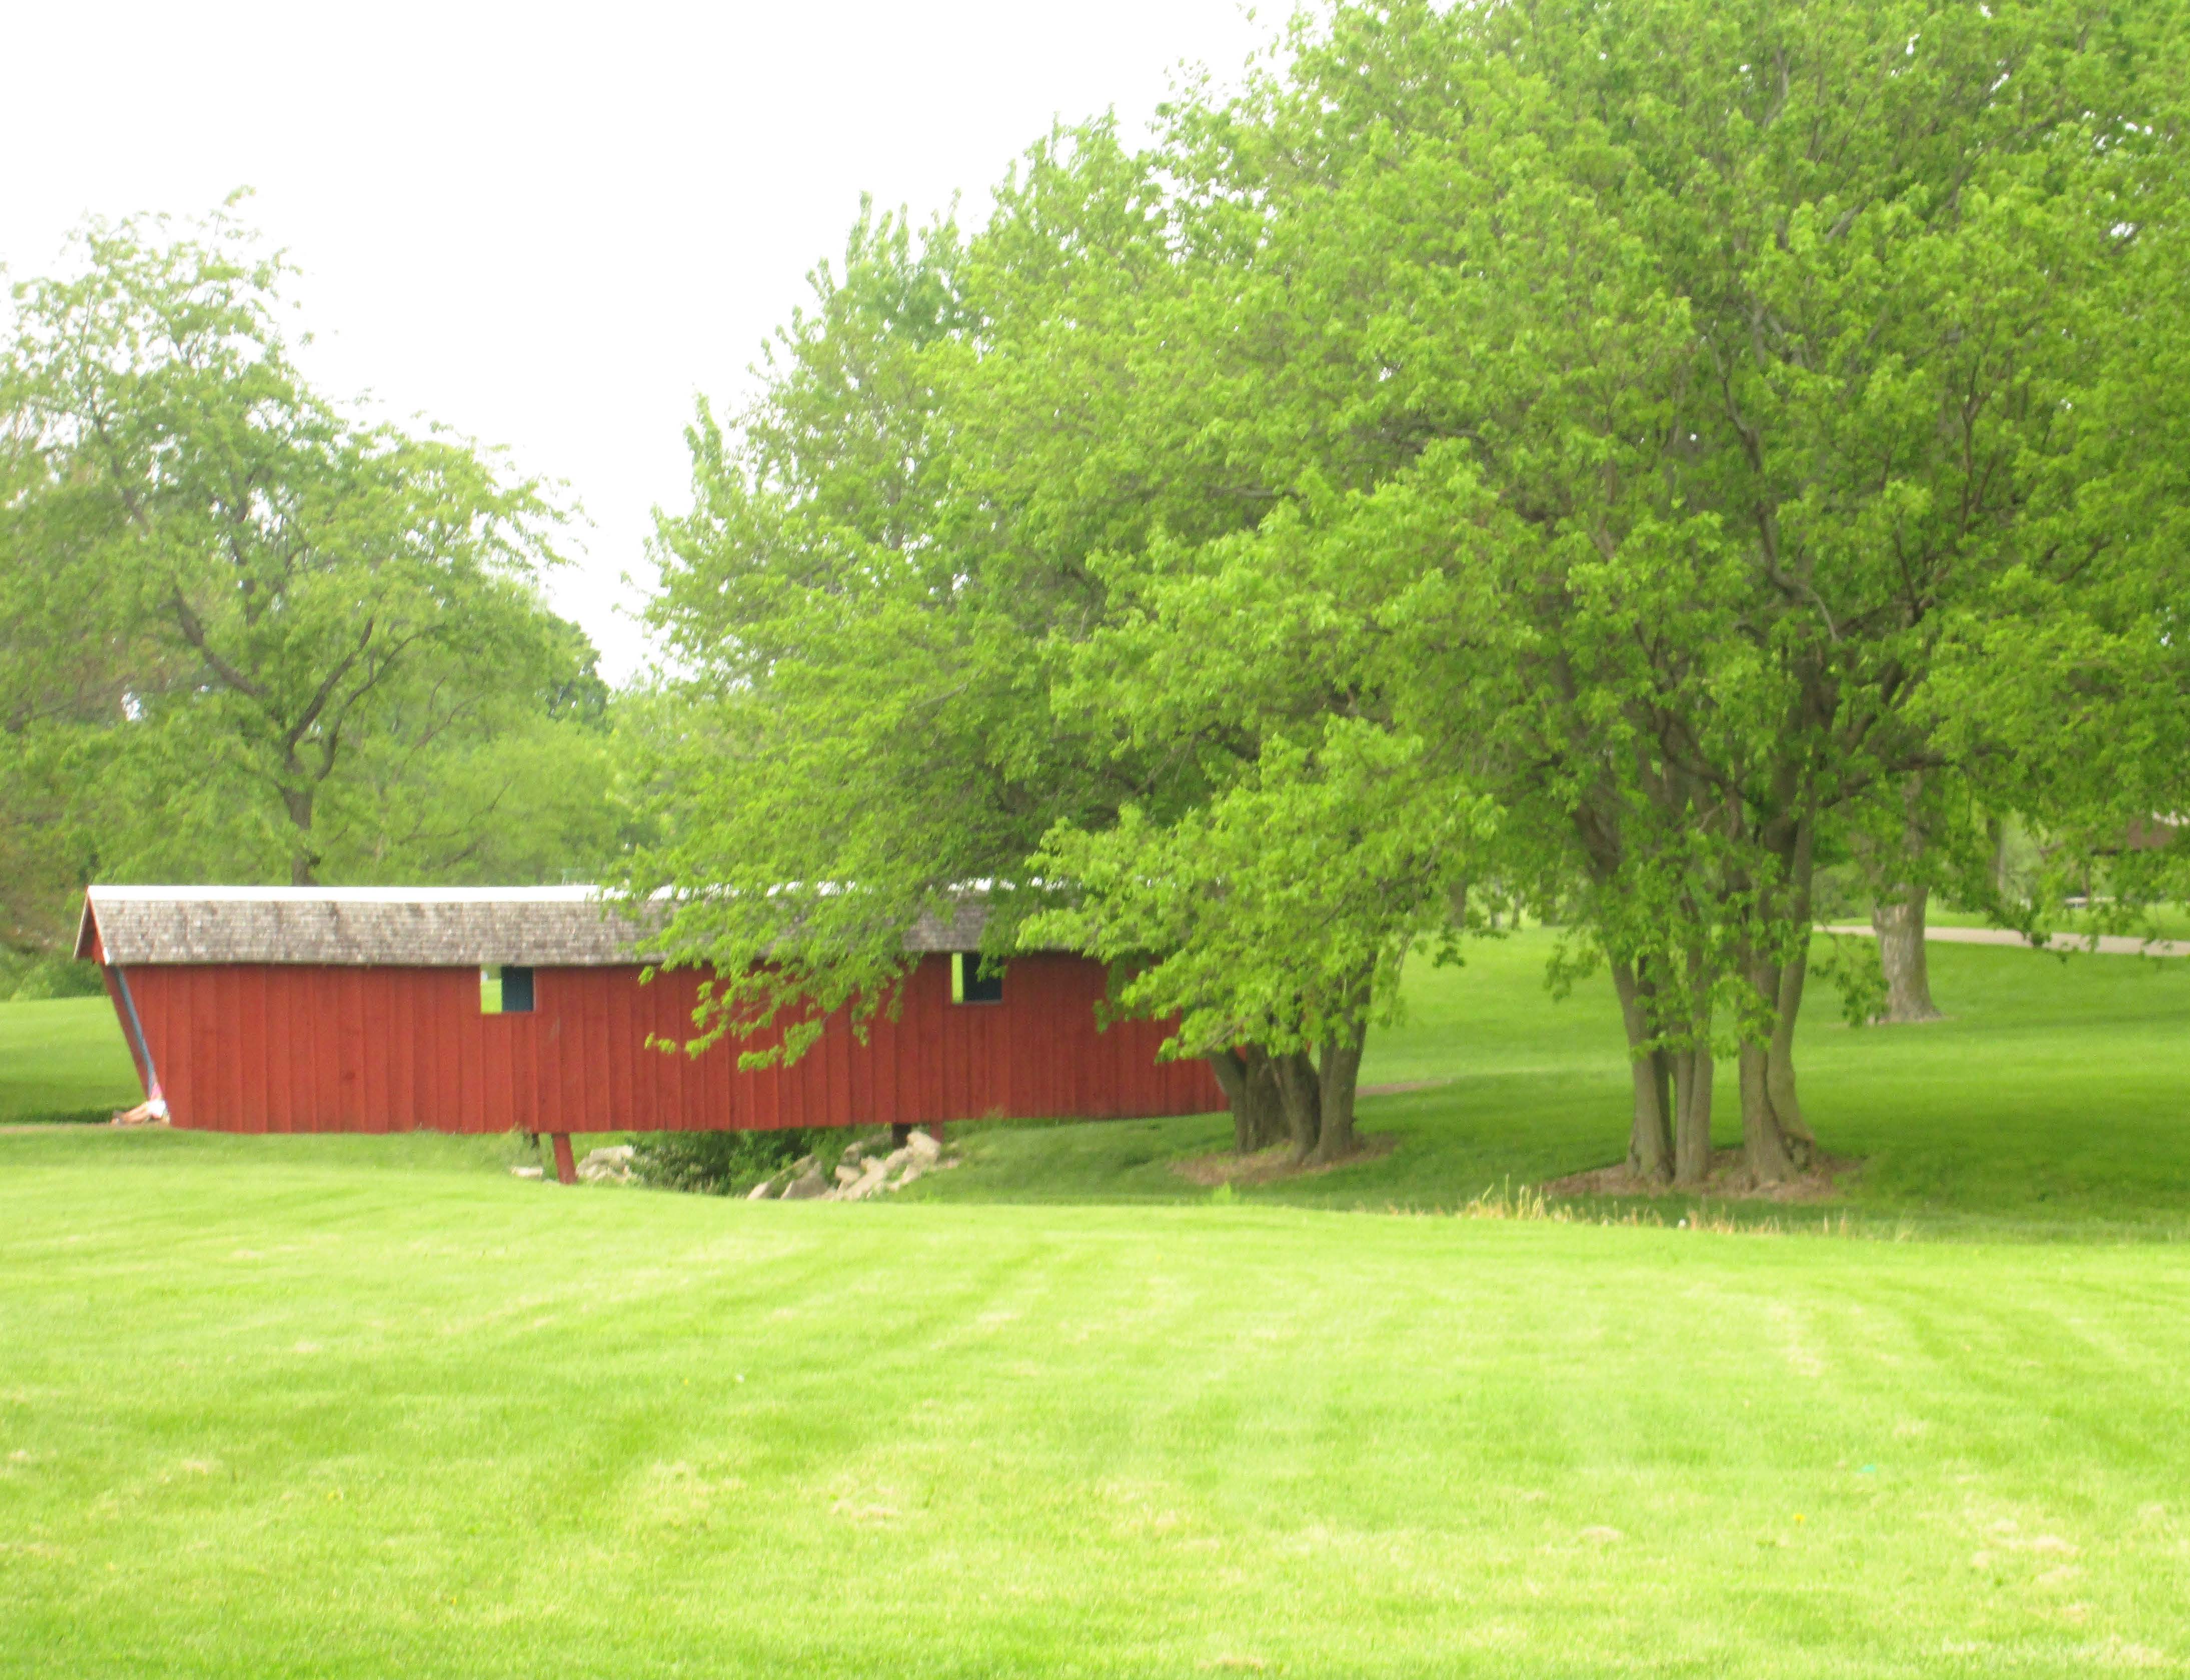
(482, 965, 535, 1014)
(951, 952, 1003, 1004)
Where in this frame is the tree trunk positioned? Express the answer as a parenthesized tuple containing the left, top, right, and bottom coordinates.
(1310, 1022, 1366, 1166)
(1671, 1044, 1714, 1186)
(1209, 1044, 1288, 1154)
(1870, 886, 1941, 1023)
(282, 786, 320, 887)
(1272, 1050, 1322, 1163)
(1609, 957, 1673, 1183)
(1739, 947, 1817, 1183)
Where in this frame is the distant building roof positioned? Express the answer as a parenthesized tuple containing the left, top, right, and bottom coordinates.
(75, 885, 997, 968)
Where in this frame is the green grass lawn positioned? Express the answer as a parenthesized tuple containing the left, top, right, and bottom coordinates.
(5, 1140, 2190, 1678)
(0, 997, 141, 1124)
(925, 932, 2190, 1237)
(5, 940, 2189, 1674)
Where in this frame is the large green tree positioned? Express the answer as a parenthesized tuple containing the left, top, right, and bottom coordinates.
(1088, 0, 2190, 1184)
(635, 0, 2189, 1186)
(3, 206, 620, 913)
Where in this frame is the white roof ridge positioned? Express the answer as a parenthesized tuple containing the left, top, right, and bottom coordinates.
(84, 884, 609, 904)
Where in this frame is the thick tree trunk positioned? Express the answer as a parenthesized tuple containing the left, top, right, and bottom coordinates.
(1310, 1023, 1367, 1166)
(1671, 943, 1716, 1184)
(1739, 948, 1817, 1183)
(1609, 957, 1673, 1184)
(1870, 886, 1941, 1023)
(1671, 1044, 1714, 1185)
(1208, 1049, 1252, 1151)
(1272, 1050, 1322, 1163)
(1209, 1044, 1288, 1154)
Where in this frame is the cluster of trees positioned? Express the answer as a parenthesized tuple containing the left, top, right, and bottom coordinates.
(626, 0, 2190, 1184)
(1, 204, 629, 988)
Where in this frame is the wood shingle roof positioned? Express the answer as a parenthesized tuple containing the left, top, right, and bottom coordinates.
(77, 887, 999, 968)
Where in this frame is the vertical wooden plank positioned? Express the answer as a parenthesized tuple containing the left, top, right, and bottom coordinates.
(845, 995, 871, 1131)
(336, 968, 363, 1130)
(608, 970, 636, 1131)
(234, 968, 264, 1133)
(828, 1005, 853, 1130)
(453, 968, 479, 1134)
(485, 988, 506, 1134)
(218, 969, 248, 1132)
(411, 970, 434, 1131)
(374, 970, 401, 1132)
(920, 955, 947, 1127)
(641, 970, 673, 1129)
(301, 968, 322, 1132)
(391, 970, 418, 1131)
(868, 989, 899, 1128)
(1019, 958, 1047, 1120)
(618, 970, 640, 1128)
(285, 969, 311, 1131)
(360, 970, 390, 1133)
(591, 971, 617, 1132)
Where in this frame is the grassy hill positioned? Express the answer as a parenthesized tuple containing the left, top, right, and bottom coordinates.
(921, 932, 2190, 1237)
(3, 937, 2188, 1673)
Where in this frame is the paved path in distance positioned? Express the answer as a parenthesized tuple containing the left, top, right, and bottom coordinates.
(1822, 924, 2190, 959)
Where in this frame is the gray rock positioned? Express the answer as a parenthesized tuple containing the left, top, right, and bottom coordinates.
(882, 1147, 912, 1172)
(745, 1179, 776, 1200)
(583, 1145, 635, 1168)
(510, 1164, 544, 1180)
(839, 1158, 892, 1201)
(833, 1163, 862, 1186)
(576, 1144, 636, 1184)
(780, 1169, 829, 1201)
(905, 1130, 942, 1165)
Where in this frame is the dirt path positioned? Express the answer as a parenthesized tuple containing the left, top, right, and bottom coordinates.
(1822, 924, 2190, 959)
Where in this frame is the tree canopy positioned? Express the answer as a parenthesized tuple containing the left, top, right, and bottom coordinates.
(625, 0, 2190, 1179)
(1, 206, 624, 972)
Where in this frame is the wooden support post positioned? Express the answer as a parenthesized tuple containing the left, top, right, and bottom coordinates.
(551, 1133, 577, 1186)
(891, 1123, 913, 1148)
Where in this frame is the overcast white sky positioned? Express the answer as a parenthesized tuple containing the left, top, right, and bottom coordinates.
(4, 2, 1272, 681)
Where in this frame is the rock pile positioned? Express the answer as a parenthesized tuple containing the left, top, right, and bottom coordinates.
(577, 1144, 637, 1184)
(747, 1127, 956, 1202)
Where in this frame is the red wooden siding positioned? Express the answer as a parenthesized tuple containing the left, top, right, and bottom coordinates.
(109, 954, 1220, 1135)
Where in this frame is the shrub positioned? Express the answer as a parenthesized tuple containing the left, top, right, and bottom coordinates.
(631, 1128, 832, 1195)
(8, 955, 107, 1001)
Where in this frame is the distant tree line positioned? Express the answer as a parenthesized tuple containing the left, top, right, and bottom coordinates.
(1, 202, 635, 992)
(623, 0, 2190, 1185)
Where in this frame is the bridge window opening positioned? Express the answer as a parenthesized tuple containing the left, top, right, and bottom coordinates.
(482, 965, 535, 1014)
(951, 952, 1003, 1005)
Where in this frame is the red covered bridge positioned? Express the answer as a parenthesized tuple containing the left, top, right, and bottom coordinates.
(77, 887, 1219, 1180)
